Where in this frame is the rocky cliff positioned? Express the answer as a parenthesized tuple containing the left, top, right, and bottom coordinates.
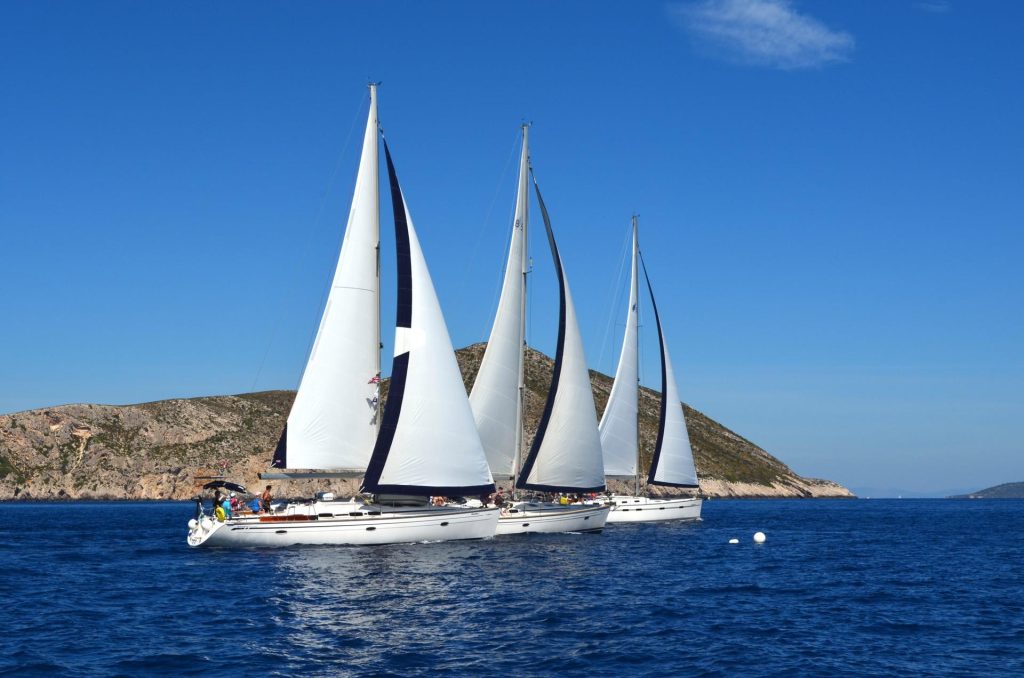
(0, 344, 853, 500)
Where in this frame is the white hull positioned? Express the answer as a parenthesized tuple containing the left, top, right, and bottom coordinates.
(590, 495, 702, 523)
(495, 502, 610, 535)
(187, 502, 499, 548)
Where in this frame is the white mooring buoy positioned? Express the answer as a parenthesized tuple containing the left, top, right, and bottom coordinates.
(728, 538, 739, 544)
(753, 531, 766, 543)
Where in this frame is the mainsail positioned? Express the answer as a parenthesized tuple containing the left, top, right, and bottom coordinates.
(361, 142, 495, 496)
(640, 252, 698, 488)
(272, 85, 381, 471)
(598, 222, 639, 477)
(515, 172, 605, 493)
(468, 127, 529, 479)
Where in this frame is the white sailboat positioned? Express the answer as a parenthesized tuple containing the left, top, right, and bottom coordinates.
(590, 217, 702, 523)
(470, 126, 609, 535)
(187, 85, 498, 547)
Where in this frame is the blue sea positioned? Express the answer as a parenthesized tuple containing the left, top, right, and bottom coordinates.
(1, 499, 1021, 677)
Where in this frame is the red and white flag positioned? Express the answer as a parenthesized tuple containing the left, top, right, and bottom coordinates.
(367, 374, 381, 384)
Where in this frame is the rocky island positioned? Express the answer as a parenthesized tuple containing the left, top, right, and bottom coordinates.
(0, 344, 853, 501)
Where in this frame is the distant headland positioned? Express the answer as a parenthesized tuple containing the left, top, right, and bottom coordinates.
(949, 482, 1024, 499)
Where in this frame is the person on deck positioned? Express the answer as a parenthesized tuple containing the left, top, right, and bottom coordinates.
(261, 485, 273, 513)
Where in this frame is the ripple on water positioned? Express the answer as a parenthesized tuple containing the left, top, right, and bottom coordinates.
(1, 500, 1024, 676)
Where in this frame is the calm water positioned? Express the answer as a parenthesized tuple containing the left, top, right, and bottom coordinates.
(1, 499, 1021, 676)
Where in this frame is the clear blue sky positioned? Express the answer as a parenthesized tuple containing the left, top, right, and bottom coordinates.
(2, 1, 1021, 496)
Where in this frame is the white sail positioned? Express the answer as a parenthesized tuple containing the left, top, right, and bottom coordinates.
(598, 222, 639, 477)
(274, 85, 380, 471)
(362, 143, 495, 495)
(469, 127, 529, 478)
(517, 177, 605, 492)
(643, 256, 699, 488)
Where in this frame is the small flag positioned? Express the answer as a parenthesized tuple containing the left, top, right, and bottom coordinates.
(368, 374, 381, 384)
(370, 397, 379, 408)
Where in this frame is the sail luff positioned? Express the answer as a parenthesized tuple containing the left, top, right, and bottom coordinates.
(273, 85, 380, 471)
(598, 219, 640, 478)
(469, 126, 530, 479)
(362, 141, 495, 495)
(640, 253, 699, 488)
(516, 172, 605, 493)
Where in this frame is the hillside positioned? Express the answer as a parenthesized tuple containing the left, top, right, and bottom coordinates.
(950, 482, 1024, 499)
(0, 344, 853, 500)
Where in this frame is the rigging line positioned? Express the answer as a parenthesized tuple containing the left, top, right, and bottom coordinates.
(595, 222, 633, 375)
(250, 90, 369, 394)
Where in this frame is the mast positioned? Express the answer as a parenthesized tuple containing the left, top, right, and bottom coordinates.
(512, 125, 529, 497)
(632, 216, 640, 498)
(371, 83, 381, 439)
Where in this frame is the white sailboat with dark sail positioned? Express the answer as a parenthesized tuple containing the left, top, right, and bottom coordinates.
(590, 217, 702, 523)
(187, 85, 498, 547)
(470, 126, 609, 535)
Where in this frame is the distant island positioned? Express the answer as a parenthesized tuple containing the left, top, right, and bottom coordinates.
(949, 482, 1024, 499)
(0, 344, 854, 501)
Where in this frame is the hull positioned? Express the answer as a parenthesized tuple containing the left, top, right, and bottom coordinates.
(187, 502, 499, 548)
(495, 502, 610, 535)
(591, 495, 702, 523)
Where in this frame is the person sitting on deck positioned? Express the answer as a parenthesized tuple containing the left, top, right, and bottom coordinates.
(432, 496, 447, 506)
(559, 494, 568, 506)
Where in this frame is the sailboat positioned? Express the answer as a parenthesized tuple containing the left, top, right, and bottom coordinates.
(187, 85, 498, 547)
(589, 217, 702, 523)
(470, 126, 610, 535)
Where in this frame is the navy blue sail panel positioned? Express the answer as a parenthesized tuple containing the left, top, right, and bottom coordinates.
(361, 140, 413, 494)
(270, 424, 287, 468)
(516, 173, 603, 493)
(361, 140, 493, 497)
(640, 252, 698, 489)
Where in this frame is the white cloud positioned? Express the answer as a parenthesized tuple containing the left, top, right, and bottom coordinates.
(914, 1, 952, 13)
(671, 0, 855, 70)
